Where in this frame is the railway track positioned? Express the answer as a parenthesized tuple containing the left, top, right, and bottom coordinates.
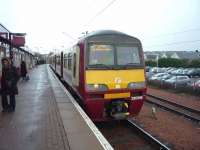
(146, 94, 200, 122)
(126, 119, 171, 150)
(96, 120, 171, 150)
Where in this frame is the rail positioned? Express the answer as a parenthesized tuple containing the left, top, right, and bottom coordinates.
(126, 119, 171, 150)
(146, 94, 200, 122)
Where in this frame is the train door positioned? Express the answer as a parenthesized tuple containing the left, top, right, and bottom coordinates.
(72, 46, 80, 86)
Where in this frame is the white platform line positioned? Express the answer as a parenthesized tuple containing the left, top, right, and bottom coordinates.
(48, 66, 114, 150)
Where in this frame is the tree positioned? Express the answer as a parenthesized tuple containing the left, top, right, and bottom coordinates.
(188, 59, 200, 68)
(145, 60, 157, 67)
(158, 58, 188, 67)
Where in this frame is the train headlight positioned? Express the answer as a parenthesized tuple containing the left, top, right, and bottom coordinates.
(128, 82, 146, 89)
(86, 84, 108, 91)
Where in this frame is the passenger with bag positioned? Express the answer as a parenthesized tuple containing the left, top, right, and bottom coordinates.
(1, 57, 20, 112)
(20, 61, 29, 81)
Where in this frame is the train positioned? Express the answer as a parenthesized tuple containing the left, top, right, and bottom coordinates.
(48, 30, 146, 121)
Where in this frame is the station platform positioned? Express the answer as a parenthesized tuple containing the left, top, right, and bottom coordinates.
(0, 65, 113, 150)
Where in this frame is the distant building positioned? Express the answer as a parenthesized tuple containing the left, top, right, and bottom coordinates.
(144, 54, 158, 61)
(144, 51, 200, 61)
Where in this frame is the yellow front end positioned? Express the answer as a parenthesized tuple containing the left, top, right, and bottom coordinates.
(86, 69, 145, 96)
(85, 69, 146, 121)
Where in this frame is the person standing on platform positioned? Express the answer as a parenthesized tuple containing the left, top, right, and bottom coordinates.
(20, 61, 27, 80)
(1, 57, 19, 112)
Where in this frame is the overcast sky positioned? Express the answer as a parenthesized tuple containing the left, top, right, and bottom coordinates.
(0, 0, 200, 54)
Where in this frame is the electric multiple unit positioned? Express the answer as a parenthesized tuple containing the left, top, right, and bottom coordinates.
(49, 30, 146, 121)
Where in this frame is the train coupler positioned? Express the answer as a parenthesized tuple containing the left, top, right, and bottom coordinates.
(106, 100, 130, 120)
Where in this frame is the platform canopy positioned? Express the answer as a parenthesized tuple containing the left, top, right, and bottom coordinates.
(0, 23, 26, 47)
(0, 23, 9, 39)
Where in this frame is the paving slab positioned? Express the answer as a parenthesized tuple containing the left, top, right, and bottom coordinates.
(0, 65, 113, 150)
(0, 65, 70, 150)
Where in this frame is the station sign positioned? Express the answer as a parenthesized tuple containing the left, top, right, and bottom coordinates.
(11, 35, 25, 47)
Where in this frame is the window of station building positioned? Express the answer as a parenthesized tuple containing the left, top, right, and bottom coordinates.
(0, 46, 7, 70)
(0, 48, 5, 70)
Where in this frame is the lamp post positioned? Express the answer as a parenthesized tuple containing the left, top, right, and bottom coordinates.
(9, 33, 12, 61)
(156, 54, 159, 73)
(81, 31, 88, 37)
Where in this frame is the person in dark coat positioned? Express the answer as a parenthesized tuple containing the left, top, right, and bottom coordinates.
(20, 61, 27, 80)
(1, 57, 19, 112)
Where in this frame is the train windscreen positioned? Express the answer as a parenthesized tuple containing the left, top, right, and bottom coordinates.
(116, 46, 141, 65)
(87, 44, 143, 69)
(88, 44, 114, 66)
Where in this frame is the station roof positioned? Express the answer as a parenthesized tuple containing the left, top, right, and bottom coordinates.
(0, 36, 34, 57)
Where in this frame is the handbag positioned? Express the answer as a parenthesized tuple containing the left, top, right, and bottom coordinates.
(25, 75, 30, 81)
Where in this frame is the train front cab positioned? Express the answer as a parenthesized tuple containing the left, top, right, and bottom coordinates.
(81, 31, 146, 122)
(85, 70, 146, 121)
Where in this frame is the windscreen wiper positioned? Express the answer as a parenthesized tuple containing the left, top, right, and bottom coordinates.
(89, 63, 113, 69)
(124, 62, 138, 65)
(122, 62, 142, 69)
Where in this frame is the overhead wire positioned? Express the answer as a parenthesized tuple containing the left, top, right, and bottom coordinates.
(84, 0, 118, 27)
(77, 1, 200, 50)
(145, 39, 200, 48)
(143, 27, 200, 40)
(143, 27, 200, 48)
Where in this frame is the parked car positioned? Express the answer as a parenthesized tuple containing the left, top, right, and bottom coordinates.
(188, 79, 200, 89)
(171, 68, 184, 76)
(186, 68, 200, 77)
(160, 74, 174, 81)
(149, 73, 168, 81)
(181, 69, 190, 76)
(166, 68, 176, 74)
(165, 76, 191, 85)
(194, 80, 200, 88)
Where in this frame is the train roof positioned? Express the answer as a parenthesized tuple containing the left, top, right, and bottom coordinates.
(80, 30, 140, 42)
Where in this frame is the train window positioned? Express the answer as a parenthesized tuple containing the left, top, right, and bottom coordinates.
(88, 44, 114, 65)
(73, 53, 76, 78)
(116, 46, 141, 65)
(68, 54, 72, 70)
(64, 58, 67, 68)
(68, 59, 71, 70)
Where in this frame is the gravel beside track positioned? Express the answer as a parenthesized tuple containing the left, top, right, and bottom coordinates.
(135, 103, 200, 150)
(96, 120, 169, 150)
